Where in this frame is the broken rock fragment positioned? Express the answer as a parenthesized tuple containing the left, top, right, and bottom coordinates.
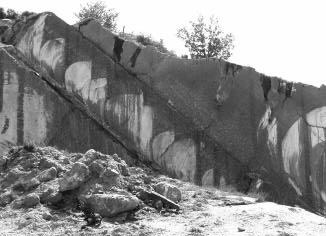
(154, 182, 182, 203)
(12, 193, 40, 209)
(0, 191, 14, 206)
(39, 157, 64, 173)
(137, 189, 180, 211)
(58, 162, 89, 191)
(38, 167, 57, 182)
(80, 193, 140, 217)
(13, 177, 40, 192)
(37, 179, 62, 204)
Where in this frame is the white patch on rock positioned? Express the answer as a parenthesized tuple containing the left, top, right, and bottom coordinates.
(202, 168, 214, 186)
(88, 78, 107, 103)
(288, 178, 302, 196)
(321, 191, 326, 203)
(306, 106, 326, 128)
(16, 14, 65, 75)
(39, 38, 65, 73)
(160, 138, 196, 182)
(310, 126, 325, 148)
(305, 107, 326, 205)
(282, 118, 306, 194)
(65, 61, 91, 98)
(282, 118, 302, 176)
(306, 106, 326, 148)
(258, 106, 278, 158)
(105, 93, 153, 156)
(17, 14, 47, 60)
(65, 61, 107, 104)
(152, 131, 175, 164)
(23, 88, 49, 145)
(139, 103, 153, 156)
(267, 118, 278, 156)
(0, 71, 18, 153)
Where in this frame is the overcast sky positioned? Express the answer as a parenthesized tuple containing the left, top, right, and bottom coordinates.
(2, 0, 326, 86)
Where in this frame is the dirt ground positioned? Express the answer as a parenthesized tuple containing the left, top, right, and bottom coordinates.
(0, 173, 325, 236)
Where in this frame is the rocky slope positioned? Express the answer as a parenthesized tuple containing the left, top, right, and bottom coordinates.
(0, 146, 325, 236)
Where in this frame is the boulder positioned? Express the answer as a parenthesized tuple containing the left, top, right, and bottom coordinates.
(3, 168, 29, 185)
(117, 160, 129, 176)
(89, 160, 106, 177)
(112, 153, 121, 162)
(13, 177, 40, 192)
(58, 162, 89, 191)
(81, 193, 140, 217)
(154, 182, 182, 203)
(0, 191, 14, 206)
(39, 157, 64, 173)
(12, 193, 40, 208)
(80, 149, 111, 165)
(87, 155, 121, 187)
(37, 180, 62, 204)
(38, 167, 57, 182)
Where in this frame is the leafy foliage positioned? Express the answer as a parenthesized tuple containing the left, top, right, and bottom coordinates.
(120, 32, 176, 56)
(75, 1, 118, 31)
(0, 8, 5, 19)
(0, 7, 35, 20)
(177, 15, 234, 60)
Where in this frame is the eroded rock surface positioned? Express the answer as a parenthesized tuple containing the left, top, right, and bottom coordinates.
(1, 12, 326, 215)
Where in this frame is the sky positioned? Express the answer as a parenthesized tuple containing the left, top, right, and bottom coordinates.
(1, 0, 326, 86)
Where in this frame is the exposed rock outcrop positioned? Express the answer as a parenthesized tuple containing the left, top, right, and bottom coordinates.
(0, 12, 326, 215)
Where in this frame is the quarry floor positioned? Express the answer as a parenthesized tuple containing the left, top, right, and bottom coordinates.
(0, 174, 325, 236)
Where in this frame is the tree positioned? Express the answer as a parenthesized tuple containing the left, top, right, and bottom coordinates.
(119, 32, 176, 56)
(5, 9, 19, 20)
(20, 11, 35, 19)
(135, 34, 171, 54)
(177, 15, 234, 60)
(75, 1, 118, 31)
(0, 8, 5, 19)
(0, 7, 35, 20)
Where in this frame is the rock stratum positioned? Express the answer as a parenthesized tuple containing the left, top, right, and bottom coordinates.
(0, 12, 326, 215)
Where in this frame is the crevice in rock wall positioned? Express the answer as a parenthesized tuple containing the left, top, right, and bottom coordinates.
(129, 47, 141, 68)
(113, 36, 124, 62)
(260, 75, 271, 101)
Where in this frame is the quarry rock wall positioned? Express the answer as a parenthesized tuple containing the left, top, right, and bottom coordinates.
(0, 43, 131, 160)
(2, 13, 244, 187)
(1, 13, 326, 214)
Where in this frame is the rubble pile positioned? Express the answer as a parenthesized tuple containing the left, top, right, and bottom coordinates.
(0, 145, 182, 225)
